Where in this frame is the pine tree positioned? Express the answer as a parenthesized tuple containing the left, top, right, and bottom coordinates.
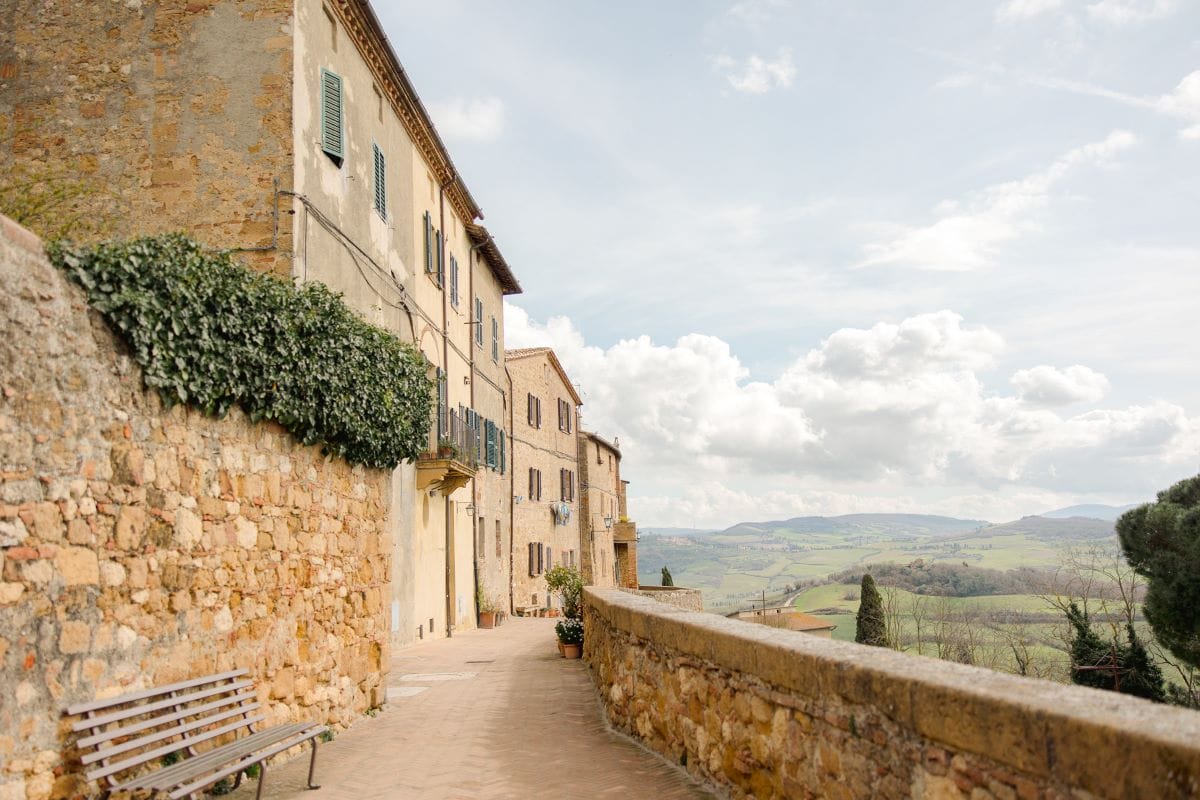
(1067, 603, 1114, 691)
(855, 574, 887, 647)
(1116, 474, 1200, 669)
(661, 566, 674, 587)
(1121, 624, 1166, 702)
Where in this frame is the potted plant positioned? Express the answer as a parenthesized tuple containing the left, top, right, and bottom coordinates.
(437, 437, 458, 460)
(555, 617, 584, 659)
(544, 565, 583, 619)
(476, 588, 498, 629)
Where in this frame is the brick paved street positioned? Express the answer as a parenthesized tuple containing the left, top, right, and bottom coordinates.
(228, 617, 716, 800)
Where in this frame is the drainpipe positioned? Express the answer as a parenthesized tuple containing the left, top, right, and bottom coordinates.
(439, 176, 453, 638)
(506, 365, 515, 615)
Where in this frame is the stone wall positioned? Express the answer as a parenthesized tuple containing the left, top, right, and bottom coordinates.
(0, 218, 391, 800)
(626, 585, 704, 612)
(0, 0, 295, 276)
(584, 587, 1200, 800)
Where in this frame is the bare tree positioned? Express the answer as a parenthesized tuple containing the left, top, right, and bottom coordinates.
(910, 593, 930, 656)
(881, 585, 906, 651)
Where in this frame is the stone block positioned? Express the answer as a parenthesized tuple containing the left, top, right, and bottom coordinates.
(58, 621, 91, 654)
(55, 547, 99, 586)
(174, 507, 201, 548)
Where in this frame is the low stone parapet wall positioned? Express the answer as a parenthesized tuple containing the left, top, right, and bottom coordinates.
(584, 587, 1200, 800)
(625, 585, 705, 611)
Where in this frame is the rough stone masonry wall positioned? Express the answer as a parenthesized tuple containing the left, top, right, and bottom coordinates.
(584, 588, 1200, 800)
(0, 218, 391, 800)
(0, 0, 295, 277)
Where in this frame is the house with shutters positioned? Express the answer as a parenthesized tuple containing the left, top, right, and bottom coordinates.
(577, 431, 623, 588)
(0, 0, 522, 644)
(506, 348, 584, 613)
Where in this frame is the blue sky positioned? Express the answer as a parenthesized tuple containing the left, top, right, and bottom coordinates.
(382, 0, 1200, 528)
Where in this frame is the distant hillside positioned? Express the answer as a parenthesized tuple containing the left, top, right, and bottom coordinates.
(722, 513, 986, 538)
(1040, 503, 1139, 521)
(638, 527, 715, 538)
(972, 515, 1115, 542)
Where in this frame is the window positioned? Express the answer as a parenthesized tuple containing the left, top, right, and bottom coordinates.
(546, 546, 553, 571)
(528, 467, 542, 501)
(372, 143, 386, 220)
(449, 256, 459, 307)
(527, 393, 542, 429)
(560, 469, 574, 502)
(558, 399, 573, 433)
(490, 316, 498, 362)
(499, 429, 506, 474)
(495, 521, 501, 558)
(474, 298, 484, 346)
(319, 68, 344, 164)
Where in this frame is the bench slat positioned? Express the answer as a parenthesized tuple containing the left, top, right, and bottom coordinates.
(165, 725, 327, 800)
(117, 723, 319, 791)
(82, 700, 261, 765)
(66, 669, 248, 717)
(71, 679, 254, 733)
(86, 713, 267, 782)
(77, 689, 256, 748)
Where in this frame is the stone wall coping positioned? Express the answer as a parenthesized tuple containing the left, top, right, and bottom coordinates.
(585, 587, 1200, 798)
(0, 213, 45, 256)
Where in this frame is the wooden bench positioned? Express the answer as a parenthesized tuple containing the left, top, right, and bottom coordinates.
(65, 669, 326, 800)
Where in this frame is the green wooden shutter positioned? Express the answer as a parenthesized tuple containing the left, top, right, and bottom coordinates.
(320, 68, 344, 161)
(450, 256, 459, 306)
(372, 143, 386, 219)
(435, 230, 444, 287)
(475, 298, 484, 346)
(424, 212, 433, 274)
(499, 430, 506, 474)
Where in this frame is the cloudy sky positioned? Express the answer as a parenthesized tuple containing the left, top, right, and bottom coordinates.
(381, 1, 1200, 529)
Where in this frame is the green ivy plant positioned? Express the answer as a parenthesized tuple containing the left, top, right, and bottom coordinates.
(49, 234, 433, 469)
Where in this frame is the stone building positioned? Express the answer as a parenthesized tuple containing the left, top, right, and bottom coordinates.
(727, 606, 838, 638)
(0, 0, 522, 643)
(506, 348, 582, 613)
(577, 431, 621, 587)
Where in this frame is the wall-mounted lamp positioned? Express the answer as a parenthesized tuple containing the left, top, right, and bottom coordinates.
(465, 503, 475, 516)
(463, 376, 470, 385)
(603, 516, 613, 529)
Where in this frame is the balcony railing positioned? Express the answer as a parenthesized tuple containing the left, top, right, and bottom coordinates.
(416, 404, 477, 493)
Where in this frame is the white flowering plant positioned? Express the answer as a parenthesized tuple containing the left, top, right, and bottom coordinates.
(555, 617, 584, 645)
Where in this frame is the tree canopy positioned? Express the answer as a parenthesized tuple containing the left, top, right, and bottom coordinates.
(1117, 474, 1200, 669)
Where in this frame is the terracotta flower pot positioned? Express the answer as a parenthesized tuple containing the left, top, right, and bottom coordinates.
(478, 611, 496, 629)
(557, 639, 565, 656)
(562, 643, 582, 659)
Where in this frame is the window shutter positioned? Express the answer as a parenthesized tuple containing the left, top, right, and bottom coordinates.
(320, 68, 344, 161)
(546, 547, 553, 571)
(449, 256, 458, 306)
(527, 393, 534, 426)
(536, 397, 542, 429)
(424, 212, 433, 274)
(491, 317, 498, 361)
(529, 542, 537, 577)
(538, 543, 544, 574)
(537, 469, 542, 501)
(475, 298, 484, 346)
(435, 230, 444, 286)
(499, 430, 506, 474)
(372, 143, 386, 218)
(529, 467, 535, 498)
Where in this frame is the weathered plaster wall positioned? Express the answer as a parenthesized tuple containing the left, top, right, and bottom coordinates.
(0, 0, 295, 277)
(585, 587, 1200, 800)
(0, 219, 391, 800)
(578, 433, 619, 587)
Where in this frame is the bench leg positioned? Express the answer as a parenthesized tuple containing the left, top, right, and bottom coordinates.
(306, 738, 321, 790)
(255, 762, 268, 800)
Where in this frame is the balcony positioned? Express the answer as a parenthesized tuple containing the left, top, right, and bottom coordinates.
(416, 404, 477, 495)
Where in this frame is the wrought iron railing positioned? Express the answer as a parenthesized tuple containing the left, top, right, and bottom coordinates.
(424, 404, 479, 467)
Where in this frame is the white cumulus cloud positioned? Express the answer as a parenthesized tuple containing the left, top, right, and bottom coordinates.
(859, 129, 1137, 271)
(713, 50, 796, 94)
(996, 0, 1065, 22)
(505, 305, 1197, 527)
(428, 96, 506, 141)
(1087, 0, 1179, 24)
(1011, 365, 1110, 406)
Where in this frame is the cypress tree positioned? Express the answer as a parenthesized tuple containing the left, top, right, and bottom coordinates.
(661, 566, 674, 587)
(855, 574, 887, 647)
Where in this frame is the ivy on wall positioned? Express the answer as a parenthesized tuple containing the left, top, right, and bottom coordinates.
(49, 234, 433, 469)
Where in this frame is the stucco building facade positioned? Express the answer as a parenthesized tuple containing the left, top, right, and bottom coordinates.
(506, 348, 582, 612)
(0, 0, 521, 644)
